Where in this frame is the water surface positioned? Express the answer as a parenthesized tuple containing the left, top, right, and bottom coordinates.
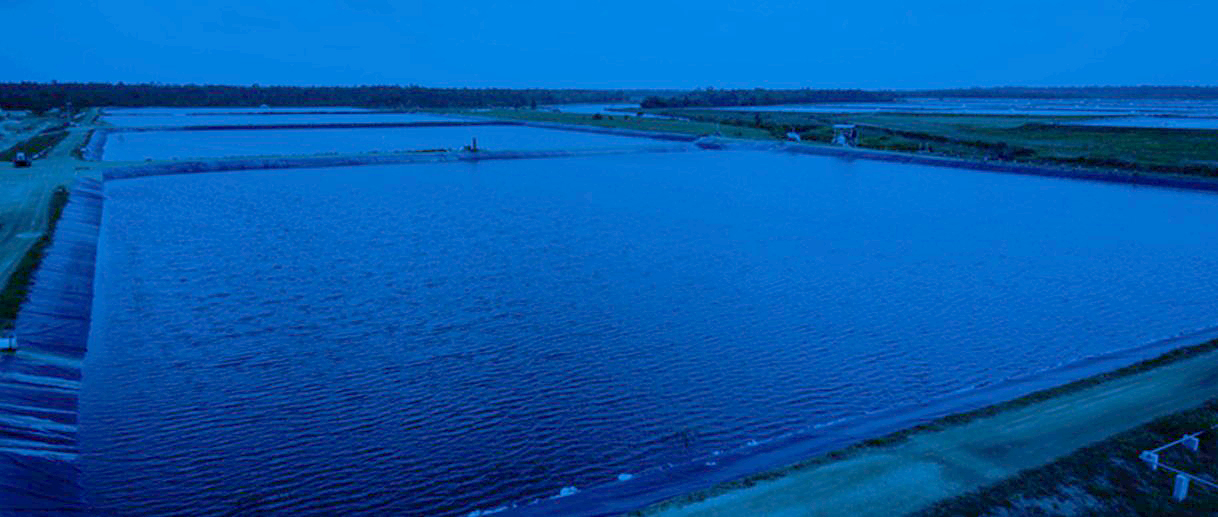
(722, 98, 1218, 117)
(540, 104, 678, 120)
(104, 107, 375, 116)
(83, 151, 1218, 515)
(544, 103, 639, 115)
(103, 112, 461, 128)
(1066, 116, 1218, 130)
(100, 125, 657, 160)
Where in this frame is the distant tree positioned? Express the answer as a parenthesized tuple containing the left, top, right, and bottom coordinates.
(640, 96, 664, 109)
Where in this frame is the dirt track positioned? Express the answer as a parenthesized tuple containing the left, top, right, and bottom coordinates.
(647, 345, 1218, 517)
(0, 110, 105, 288)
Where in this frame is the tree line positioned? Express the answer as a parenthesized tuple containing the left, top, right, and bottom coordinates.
(640, 88, 896, 108)
(6, 83, 1218, 113)
(905, 86, 1218, 100)
(0, 82, 639, 112)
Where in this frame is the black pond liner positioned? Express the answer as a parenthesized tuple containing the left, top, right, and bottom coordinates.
(0, 178, 103, 514)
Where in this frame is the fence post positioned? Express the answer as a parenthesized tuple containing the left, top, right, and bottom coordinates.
(1141, 450, 1159, 470)
(1174, 474, 1190, 501)
(1184, 435, 1200, 452)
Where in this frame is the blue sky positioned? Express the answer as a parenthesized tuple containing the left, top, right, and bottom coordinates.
(1, 0, 1213, 88)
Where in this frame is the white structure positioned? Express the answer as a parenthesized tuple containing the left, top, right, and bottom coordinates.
(832, 124, 858, 147)
(1140, 427, 1218, 502)
(1174, 474, 1190, 501)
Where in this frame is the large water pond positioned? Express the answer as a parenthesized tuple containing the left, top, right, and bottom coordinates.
(104, 107, 376, 116)
(1065, 116, 1218, 130)
(532, 103, 678, 120)
(100, 125, 661, 160)
(82, 151, 1218, 515)
(544, 103, 640, 115)
(724, 98, 1218, 117)
(103, 112, 462, 128)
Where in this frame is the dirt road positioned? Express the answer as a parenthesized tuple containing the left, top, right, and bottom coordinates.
(0, 109, 106, 287)
(647, 345, 1218, 517)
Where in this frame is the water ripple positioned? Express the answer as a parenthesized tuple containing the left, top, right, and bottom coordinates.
(82, 151, 1218, 516)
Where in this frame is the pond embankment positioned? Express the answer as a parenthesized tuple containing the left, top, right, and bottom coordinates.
(0, 178, 104, 515)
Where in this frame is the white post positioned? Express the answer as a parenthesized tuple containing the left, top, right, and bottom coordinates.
(1174, 474, 1190, 501)
(1141, 450, 1159, 470)
(1184, 435, 1200, 452)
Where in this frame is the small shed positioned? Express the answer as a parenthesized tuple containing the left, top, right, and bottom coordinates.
(833, 124, 859, 147)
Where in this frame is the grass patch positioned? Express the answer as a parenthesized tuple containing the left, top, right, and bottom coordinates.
(858, 113, 1218, 173)
(0, 130, 70, 162)
(914, 399, 1218, 516)
(0, 186, 71, 328)
(989, 124, 1218, 174)
(636, 338, 1218, 515)
(655, 109, 836, 142)
(645, 108, 1218, 177)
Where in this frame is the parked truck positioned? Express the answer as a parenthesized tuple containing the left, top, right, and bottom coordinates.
(13, 151, 30, 168)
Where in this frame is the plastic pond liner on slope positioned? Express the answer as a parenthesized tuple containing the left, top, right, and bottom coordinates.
(0, 179, 103, 515)
(76, 150, 1218, 516)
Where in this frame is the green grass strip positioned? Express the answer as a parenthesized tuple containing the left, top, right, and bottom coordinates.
(0, 130, 70, 162)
